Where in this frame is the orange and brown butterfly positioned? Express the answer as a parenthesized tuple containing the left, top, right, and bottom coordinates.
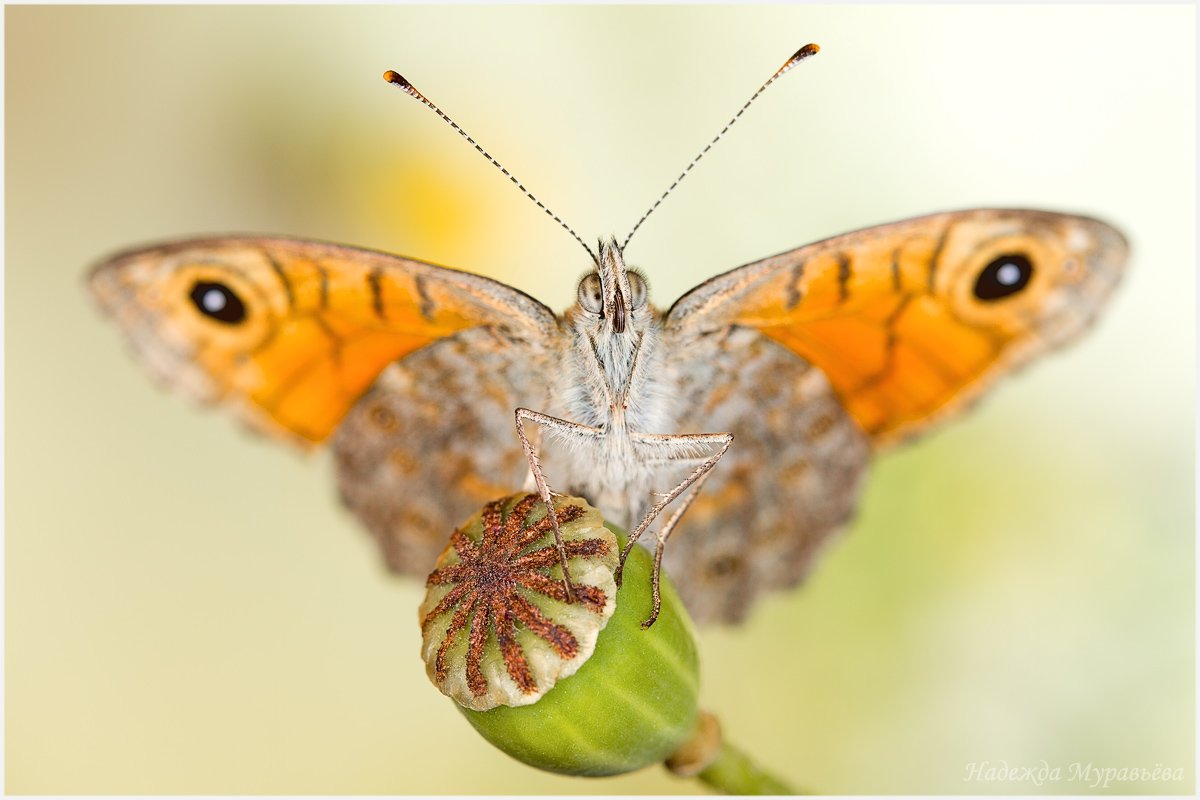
(87, 48, 1128, 623)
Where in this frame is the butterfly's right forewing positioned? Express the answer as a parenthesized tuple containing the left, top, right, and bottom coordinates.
(666, 210, 1126, 446)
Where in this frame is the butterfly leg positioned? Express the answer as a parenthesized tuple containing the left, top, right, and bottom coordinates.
(621, 431, 734, 626)
(514, 406, 604, 603)
(640, 467, 719, 628)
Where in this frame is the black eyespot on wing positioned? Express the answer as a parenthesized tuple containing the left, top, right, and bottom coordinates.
(974, 253, 1033, 301)
(189, 281, 247, 324)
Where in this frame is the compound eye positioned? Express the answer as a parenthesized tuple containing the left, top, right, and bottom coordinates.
(189, 280, 247, 324)
(577, 273, 604, 313)
(974, 254, 1033, 301)
(627, 271, 648, 309)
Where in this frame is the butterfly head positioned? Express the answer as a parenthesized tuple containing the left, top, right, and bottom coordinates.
(574, 237, 649, 336)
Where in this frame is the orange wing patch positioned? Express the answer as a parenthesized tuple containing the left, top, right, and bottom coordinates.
(90, 237, 556, 443)
(666, 210, 1127, 445)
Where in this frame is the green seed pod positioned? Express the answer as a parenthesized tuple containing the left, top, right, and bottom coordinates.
(419, 493, 700, 777)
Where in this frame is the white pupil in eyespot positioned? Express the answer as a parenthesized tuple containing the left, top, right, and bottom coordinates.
(996, 262, 1022, 286)
(202, 289, 227, 313)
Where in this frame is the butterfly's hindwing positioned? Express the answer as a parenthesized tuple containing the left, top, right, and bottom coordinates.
(334, 326, 552, 575)
(661, 327, 870, 621)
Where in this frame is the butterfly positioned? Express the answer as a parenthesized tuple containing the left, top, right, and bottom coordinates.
(87, 210, 1126, 620)
(88, 49, 1128, 624)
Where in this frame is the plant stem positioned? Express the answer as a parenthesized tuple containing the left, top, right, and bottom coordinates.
(666, 711, 801, 794)
(694, 740, 801, 795)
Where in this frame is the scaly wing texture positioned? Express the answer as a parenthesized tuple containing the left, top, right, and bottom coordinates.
(662, 327, 871, 622)
(666, 210, 1128, 446)
(89, 237, 558, 443)
(334, 327, 554, 575)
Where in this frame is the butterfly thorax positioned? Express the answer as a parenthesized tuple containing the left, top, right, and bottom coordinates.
(547, 306, 676, 525)
(558, 305, 671, 432)
(537, 240, 681, 524)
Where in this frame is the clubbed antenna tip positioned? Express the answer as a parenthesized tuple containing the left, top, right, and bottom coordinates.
(383, 70, 420, 98)
(777, 43, 820, 77)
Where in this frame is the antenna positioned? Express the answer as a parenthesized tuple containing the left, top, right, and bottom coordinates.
(383, 70, 598, 263)
(621, 43, 821, 251)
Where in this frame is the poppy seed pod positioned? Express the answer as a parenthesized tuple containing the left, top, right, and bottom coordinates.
(419, 493, 700, 776)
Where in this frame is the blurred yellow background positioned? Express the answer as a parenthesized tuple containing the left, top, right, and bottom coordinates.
(5, 4, 1193, 795)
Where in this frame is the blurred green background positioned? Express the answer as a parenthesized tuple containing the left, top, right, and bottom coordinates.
(5, 4, 1194, 795)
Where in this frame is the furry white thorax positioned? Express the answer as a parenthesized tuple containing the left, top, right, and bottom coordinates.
(541, 240, 680, 527)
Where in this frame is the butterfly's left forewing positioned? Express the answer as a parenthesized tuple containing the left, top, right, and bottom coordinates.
(89, 237, 559, 444)
(666, 209, 1128, 446)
